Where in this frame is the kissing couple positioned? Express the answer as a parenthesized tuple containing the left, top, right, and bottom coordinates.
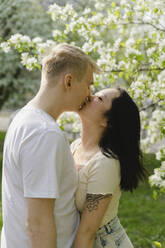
(1, 43, 146, 248)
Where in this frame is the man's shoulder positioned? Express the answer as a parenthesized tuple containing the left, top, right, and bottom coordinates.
(7, 106, 65, 142)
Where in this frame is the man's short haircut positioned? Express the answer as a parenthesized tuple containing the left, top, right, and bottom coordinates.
(42, 43, 101, 83)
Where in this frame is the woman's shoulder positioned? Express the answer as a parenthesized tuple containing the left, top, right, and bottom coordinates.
(90, 152, 120, 174)
(95, 152, 119, 165)
(87, 153, 121, 194)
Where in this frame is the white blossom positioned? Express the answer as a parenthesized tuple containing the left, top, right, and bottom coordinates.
(156, 151, 162, 161)
(83, 8, 91, 15)
(21, 52, 29, 65)
(82, 42, 93, 53)
(52, 30, 62, 38)
(89, 13, 103, 25)
(146, 47, 156, 57)
(26, 57, 38, 71)
(10, 34, 23, 43)
(149, 174, 162, 187)
(149, 160, 165, 189)
(95, 2, 106, 10)
(20, 35, 31, 43)
(0, 42, 10, 53)
(126, 48, 141, 56)
(32, 37, 42, 43)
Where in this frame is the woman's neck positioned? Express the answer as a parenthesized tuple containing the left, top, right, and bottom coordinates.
(81, 119, 104, 152)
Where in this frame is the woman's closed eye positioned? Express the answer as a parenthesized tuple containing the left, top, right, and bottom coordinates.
(98, 96, 103, 101)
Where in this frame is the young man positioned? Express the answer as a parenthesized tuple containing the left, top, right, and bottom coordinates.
(1, 43, 100, 248)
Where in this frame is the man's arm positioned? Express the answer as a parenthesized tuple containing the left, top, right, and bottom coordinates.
(74, 194, 112, 248)
(25, 198, 56, 248)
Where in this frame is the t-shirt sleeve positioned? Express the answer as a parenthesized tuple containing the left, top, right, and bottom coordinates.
(19, 130, 65, 199)
(87, 157, 120, 195)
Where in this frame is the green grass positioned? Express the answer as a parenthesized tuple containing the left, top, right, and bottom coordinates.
(119, 154, 165, 248)
(119, 183, 165, 248)
(0, 131, 165, 247)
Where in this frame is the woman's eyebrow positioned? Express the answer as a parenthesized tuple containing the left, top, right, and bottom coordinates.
(95, 93, 106, 100)
(104, 94, 107, 99)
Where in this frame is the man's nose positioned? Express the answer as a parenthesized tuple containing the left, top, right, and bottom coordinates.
(87, 87, 91, 97)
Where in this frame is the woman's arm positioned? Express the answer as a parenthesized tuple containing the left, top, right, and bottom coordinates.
(74, 193, 112, 248)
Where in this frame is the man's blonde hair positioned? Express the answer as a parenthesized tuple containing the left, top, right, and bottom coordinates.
(42, 43, 101, 83)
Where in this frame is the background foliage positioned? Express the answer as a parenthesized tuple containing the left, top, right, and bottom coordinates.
(0, 0, 53, 109)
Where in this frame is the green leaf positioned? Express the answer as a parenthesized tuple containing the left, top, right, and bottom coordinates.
(111, 2, 116, 8)
(120, 42, 125, 48)
(153, 190, 157, 200)
(119, 72, 123, 78)
(127, 11, 132, 17)
(154, 8, 159, 14)
(161, 60, 165, 68)
(60, 125, 64, 131)
(136, 38, 142, 45)
(35, 64, 41, 70)
(114, 9, 120, 18)
(153, 241, 162, 247)
(137, 54, 145, 62)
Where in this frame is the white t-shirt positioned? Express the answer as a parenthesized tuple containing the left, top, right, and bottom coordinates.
(1, 105, 79, 248)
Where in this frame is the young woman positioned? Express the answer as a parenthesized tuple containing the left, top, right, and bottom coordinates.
(71, 87, 147, 248)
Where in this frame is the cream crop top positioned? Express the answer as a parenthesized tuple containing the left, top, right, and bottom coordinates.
(71, 139, 122, 227)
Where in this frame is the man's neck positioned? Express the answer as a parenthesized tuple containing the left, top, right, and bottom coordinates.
(28, 88, 64, 121)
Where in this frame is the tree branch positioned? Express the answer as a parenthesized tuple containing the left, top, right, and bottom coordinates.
(119, 21, 165, 32)
(104, 67, 165, 73)
(140, 99, 163, 111)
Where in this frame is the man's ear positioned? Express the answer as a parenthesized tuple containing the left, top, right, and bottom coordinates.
(64, 73, 72, 90)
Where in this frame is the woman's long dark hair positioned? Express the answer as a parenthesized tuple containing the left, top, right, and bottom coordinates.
(99, 87, 147, 192)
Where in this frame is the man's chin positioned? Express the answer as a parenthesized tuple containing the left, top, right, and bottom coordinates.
(78, 96, 91, 112)
(77, 108, 83, 115)
(77, 105, 90, 116)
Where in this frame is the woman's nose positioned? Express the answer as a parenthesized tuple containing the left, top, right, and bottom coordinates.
(87, 86, 91, 96)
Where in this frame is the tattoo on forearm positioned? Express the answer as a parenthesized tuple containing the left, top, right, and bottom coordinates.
(85, 194, 111, 212)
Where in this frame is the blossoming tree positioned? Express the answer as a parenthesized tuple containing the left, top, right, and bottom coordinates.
(1, 0, 165, 191)
(0, 0, 52, 109)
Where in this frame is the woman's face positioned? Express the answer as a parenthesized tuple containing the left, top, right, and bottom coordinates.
(79, 88, 120, 125)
